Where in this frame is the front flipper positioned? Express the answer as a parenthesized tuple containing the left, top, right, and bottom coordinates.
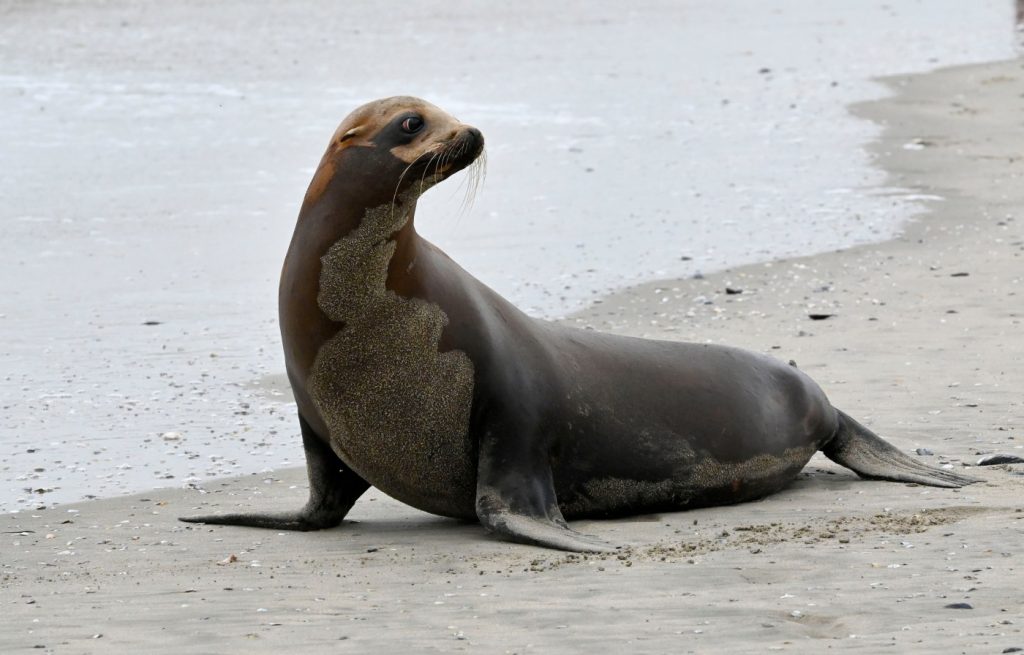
(180, 415, 370, 531)
(475, 425, 616, 553)
(477, 491, 617, 552)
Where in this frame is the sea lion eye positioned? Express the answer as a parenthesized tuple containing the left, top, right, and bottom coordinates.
(401, 116, 424, 134)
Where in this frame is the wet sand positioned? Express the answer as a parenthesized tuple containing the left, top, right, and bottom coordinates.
(4, 56, 1023, 653)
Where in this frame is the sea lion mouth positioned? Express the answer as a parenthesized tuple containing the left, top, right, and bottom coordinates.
(445, 126, 485, 173)
(416, 126, 485, 179)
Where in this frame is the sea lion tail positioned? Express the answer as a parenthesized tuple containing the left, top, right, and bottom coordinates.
(821, 410, 980, 488)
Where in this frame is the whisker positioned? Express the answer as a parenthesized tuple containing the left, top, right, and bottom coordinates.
(460, 147, 486, 214)
(391, 138, 487, 229)
(434, 146, 450, 179)
(391, 159, 420, 220)
(418, 150, 442, 196)
(393, 143, 444, 217)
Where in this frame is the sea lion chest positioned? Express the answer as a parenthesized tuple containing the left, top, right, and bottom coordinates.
(305, 205, 477, 519)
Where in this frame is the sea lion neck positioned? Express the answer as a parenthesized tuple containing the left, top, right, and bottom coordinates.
(296, 152, 419, 246)
(279, 170, 424, 387)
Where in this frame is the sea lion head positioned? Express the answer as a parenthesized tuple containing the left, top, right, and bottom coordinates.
(304, 96, 485, 208)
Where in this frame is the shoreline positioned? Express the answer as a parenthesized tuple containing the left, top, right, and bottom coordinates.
(4, 58, 1023, 653)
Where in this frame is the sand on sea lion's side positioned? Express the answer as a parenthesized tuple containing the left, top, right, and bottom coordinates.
(3, 59, 1023, 655)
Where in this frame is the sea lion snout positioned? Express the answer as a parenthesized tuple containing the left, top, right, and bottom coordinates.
(436, 125, 485, 176)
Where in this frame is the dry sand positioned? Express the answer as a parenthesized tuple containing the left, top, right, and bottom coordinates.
(4, 59, 1023, 654)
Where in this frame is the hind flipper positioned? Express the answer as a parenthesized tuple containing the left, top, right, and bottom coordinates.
(180, 415, 370, 530)
(822, 410, 980, 488)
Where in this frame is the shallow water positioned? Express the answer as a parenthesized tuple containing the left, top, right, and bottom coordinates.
(0, 0, 1017, 511)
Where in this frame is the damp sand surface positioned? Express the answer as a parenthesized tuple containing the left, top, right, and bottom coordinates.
(3, 48, 1024, 655)
(0, 0, 1019, 510)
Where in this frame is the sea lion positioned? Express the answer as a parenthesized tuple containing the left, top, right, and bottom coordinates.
(181, 96, 977, 552)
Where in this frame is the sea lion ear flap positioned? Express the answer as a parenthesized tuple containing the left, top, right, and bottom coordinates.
(337, 127, 362, 144)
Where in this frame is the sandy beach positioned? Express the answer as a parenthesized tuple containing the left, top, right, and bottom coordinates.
(4, 1, 1024, 653)
(3, 42, 1023, 655)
